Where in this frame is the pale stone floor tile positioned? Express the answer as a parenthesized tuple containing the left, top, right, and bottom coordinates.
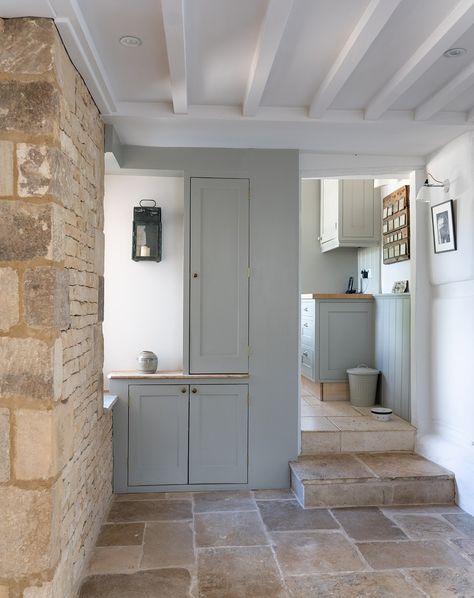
(407, 567, 474, 598)
(193, 491, 256, 513)
(328, 415, 414, 431)
(357, 540, 470, 570)
(195, 511, 268, 547)
(285, 571, 424, 598)
(253, 488, 295, 500)
(452, 538, 474, 561)
(391, 513, 466, 540)
(141, 521, 194, 569)
(444, 513, 474, 537)
(271, 531, 366, 575)
(301, 416, 339, 432)
(257, 500, 338, 531)
(87, 546, 142, 575)
(80, 569, 191, 598)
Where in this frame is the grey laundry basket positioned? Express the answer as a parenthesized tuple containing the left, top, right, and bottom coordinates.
(347, 365, 380, 407)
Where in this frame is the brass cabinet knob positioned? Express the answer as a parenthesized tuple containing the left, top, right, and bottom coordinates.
(303, 351, 308, 357)
(191, 388, 197, 394)
(303, 323, 308, 327)
(193, 273, 199, 278)
(181, 388, 186, 394)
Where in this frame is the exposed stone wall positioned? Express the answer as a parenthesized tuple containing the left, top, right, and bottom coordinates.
(0, 18, 112, 598)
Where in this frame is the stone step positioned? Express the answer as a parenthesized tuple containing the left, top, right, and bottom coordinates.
(301, 410, 416, 455)
(290, 452, 455, 508)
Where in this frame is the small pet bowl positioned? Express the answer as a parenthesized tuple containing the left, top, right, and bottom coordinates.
(371, 407, 393, 422)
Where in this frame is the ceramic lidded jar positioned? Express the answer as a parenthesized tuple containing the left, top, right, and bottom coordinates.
(137, 350, 158, 373)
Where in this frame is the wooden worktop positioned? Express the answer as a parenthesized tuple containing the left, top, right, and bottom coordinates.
(107, 370, 249, 380)
(301, 293, 374, 300)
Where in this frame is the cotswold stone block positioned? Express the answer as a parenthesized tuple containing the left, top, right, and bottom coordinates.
(0, 140, 13, 196)
(0, 201, 64, 261)
(0, 337, 62, 400)
(17, 144, 71, 199)
(0, 585, 9, 598)
(0, 80, 58, 136)
(0, 267, 19, 331)
(24, 267, 70, 329)
(0, 18, 55, 75)
(0, 486, 55, 577)
(0, 408, 10, 482)
(14, 406, 72, 480)
(23, 583, 53, 598)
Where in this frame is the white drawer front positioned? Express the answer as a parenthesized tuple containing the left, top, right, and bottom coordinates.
(301, 300, 315, 320)
(301, 347, 314, 368)
(301, 317, 314, 345)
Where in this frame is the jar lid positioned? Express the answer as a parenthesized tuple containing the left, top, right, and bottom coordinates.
(347, 365, 379, 375)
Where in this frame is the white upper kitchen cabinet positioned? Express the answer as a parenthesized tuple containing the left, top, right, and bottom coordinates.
(189, 178, 249, 374)
(320, 179, 379, 252)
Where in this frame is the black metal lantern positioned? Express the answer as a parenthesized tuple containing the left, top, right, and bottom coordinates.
(132, 200, 162, 262)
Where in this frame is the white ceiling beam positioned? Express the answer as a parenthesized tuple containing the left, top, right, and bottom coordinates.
(309, 0, 402, 119)
(365, 0, 474, 120)
(243, 0, 294, 117)
(109, 102, 469, 126)
(415, 60, 474, 120)
(161, 0, 188, 114)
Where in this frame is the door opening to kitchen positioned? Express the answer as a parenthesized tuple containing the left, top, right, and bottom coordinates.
(299, 176, 413, 455)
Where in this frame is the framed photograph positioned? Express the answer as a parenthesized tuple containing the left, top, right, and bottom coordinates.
(431, 200, 456, 254)
(392, 280, 408, 293)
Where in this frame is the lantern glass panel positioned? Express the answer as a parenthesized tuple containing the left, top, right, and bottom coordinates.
(132, 205, 162, 262)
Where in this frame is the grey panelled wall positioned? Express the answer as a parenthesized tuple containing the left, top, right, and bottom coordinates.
(374, 294, 411, 421)
(106, 142, 300, 489)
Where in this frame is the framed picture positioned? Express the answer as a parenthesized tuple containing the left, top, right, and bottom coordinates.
(431, 200, 456, 254)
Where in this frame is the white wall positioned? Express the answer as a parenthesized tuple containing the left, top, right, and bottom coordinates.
(104, 175, 184, 381)
(301, 179, 358, 293)
(415, 132, 474, 515)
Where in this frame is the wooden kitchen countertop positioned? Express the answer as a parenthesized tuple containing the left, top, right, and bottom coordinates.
(108, 370, 249, 380)
(301, 293, 374, 300)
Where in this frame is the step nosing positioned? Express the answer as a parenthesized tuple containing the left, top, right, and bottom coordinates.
(298, 474, 454, 485)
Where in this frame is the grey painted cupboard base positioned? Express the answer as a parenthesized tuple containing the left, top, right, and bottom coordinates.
(111, 377, 250, 493)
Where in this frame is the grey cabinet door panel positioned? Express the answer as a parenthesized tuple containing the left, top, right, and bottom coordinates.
(340, 180, 375, 240)
(128, 385, 189, 486)
(318, 302, 374, 380)
(189, 384, 248, 484)
(190, 178, 249, 374)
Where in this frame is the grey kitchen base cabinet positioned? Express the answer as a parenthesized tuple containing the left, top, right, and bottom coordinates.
(126, 383, 248, 488)
(301, 298, 374, 382)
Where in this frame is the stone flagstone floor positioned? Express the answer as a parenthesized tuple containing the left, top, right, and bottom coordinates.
(79, 490, 474, 597)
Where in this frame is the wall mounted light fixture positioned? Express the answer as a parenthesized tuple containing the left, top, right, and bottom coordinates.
(416, 173, 450, 204)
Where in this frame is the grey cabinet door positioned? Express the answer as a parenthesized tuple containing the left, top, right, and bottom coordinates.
(189, 384, 248, 484)
(190, 178, 249, 374)
(320, 179, 339, 244)
(340, 180, 375, 241)
(318, 301, 374, 381)
(128, 385, 189, 486)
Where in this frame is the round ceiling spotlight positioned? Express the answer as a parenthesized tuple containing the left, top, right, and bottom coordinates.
(443, 47, 466, 58)
(119, 35, 143, 48)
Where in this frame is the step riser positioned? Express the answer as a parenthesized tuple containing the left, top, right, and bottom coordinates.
(292, 473, 455, 508)
(302, 430, 416, 455)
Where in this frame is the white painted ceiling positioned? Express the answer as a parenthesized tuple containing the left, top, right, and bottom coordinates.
(2, 0, 474, 156)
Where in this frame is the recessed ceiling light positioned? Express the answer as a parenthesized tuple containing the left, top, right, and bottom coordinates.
(443, 47, 466, 58)
(119, 35, 142, 48)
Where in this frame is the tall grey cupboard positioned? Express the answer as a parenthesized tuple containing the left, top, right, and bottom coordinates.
(189, 178, 249, 374)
